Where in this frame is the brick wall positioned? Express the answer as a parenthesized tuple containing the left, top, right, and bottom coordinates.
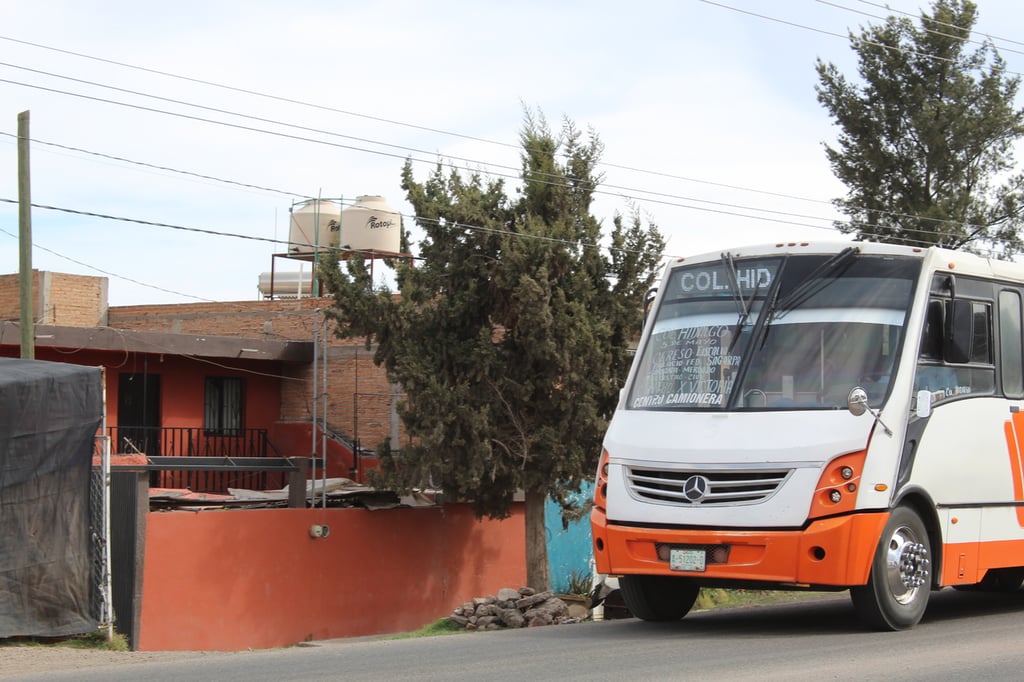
(0, 271, 108, 326)
(0, 274, 18, 321)
(110, 297, 402, 451)
(42, 272, 108, 326)
(0, 275, 403, 450)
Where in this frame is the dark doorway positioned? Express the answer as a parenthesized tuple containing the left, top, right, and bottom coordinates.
(117, 373, 161, 456)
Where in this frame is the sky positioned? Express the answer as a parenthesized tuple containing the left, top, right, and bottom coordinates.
(2, 0, 1023, 306)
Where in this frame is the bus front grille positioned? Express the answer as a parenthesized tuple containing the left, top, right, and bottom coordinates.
(625, 467, 791, 506)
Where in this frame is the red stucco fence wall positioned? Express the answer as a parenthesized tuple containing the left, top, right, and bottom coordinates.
(137, 504, 526, 651)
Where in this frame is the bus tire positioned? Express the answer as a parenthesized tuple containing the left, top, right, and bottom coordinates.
(619, 575, 699, 621)
(850, 506, 932, 630)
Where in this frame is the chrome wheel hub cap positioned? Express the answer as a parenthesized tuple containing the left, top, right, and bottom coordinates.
(885, 527, 930, 605)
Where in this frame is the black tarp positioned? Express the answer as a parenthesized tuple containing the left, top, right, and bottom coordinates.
(0, 358, 102, 637)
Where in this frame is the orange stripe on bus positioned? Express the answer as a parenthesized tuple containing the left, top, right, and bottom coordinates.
(1004, 413, 1024, 527)
(590, 507, 887, 587)
(943, 538, 1024, 585)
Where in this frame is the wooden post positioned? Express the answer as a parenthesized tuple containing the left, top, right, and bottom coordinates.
(17, 110, 33, 359)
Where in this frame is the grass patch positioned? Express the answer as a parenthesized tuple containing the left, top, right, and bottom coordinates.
(0, 630, 129, 652)
(387, 617, 464, 640)
(695, 588, 832, 611)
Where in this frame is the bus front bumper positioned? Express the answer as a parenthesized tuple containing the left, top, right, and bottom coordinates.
(590, 507, 889, 587)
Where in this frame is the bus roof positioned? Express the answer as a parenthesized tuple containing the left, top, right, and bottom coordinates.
(672, 241, 1024, 283)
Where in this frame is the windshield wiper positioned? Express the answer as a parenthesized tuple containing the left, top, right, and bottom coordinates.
(721, 253, 763, 354)
(771, 246, 860, 319)
(749, 255, 789, 351)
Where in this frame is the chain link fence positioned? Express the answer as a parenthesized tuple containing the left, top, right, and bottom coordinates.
(89, 442, 113, 638)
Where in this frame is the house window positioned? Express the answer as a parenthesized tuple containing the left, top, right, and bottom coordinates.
(205, 377, 243, 435)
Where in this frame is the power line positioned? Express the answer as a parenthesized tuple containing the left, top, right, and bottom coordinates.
(853, 0, 1024, 49)
(699, 0, 1024, 77)
(817, 0, 1024, 58)
(0, 34, 519, 152)
(1, 41, 1009, 254)
(0, 184, 985, 259)
(5, 123, 999, 251)
(0, 62, 520, 177)
(4, 70, 1004, 257)
(27, 118, 997, 241)
(0, 33, 865, 205)
(0, 132, 308, 199)
(0, 224, 217, 302)
(0, 197, 680, 261)
(12, 60, 823, 218)
(0, 197, 406, 257)
(3, 17, 1020, 237)
(0, 179, 1006, 303)
(0, 76, 849, 231)
(2, 35, 992, 235)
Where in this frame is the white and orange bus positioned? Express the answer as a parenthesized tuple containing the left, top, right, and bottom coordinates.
(591, 240, 1024, 629)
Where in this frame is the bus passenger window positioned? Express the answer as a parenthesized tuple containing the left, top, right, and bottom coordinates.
(971, 304, 992, 364)
(999, 290, 1024, 398)
(915, 363, 959, 401)
(915, 301, 994, 405)
(920, 299, 944, 361)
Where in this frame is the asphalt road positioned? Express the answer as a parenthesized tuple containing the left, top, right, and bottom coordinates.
(13, 589, 1024, 682)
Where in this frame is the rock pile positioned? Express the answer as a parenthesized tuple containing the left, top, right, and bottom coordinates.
(448, 587, 588, 630)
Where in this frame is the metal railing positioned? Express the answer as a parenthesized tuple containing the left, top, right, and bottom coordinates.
(96, 427, 289, 493)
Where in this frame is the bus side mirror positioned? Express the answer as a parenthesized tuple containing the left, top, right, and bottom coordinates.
(847, 387, 869, 416)
(643, 288, 658, 318)
(945, 298, 973, 364)
(848, 387, 893, 436)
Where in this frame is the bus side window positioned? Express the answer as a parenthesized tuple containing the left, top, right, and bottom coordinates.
(920, 299, 944, 361)
(916, 300, 995, 405)
(999, 290, 1024, 398)
(970, 304, 992, 364)
(915, 299, 960, 402)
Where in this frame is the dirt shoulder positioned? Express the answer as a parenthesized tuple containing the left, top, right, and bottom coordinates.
(0, 646, 232, 678)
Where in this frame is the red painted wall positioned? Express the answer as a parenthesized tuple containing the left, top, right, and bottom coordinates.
(270, 422, 358, 479)
(137, 504, 526, 651)
(0, 348, 286, 438)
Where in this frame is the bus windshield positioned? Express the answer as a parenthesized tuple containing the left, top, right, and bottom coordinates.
(627, 252, 920, 411)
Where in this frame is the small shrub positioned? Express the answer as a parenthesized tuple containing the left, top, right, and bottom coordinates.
(567, 569, 593, 596)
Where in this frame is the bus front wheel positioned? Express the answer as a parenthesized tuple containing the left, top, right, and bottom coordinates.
(850, 506, 932, 630)
(619, 574, 700, 621)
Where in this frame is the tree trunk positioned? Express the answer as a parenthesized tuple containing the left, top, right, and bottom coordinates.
(524, 487, 550, 591)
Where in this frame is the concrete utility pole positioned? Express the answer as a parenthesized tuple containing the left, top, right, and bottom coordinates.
(17, 110, 34, 359)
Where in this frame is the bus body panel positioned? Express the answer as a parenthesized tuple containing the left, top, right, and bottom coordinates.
(603, 410, 873, 528)
(592, 507, 888, 587)
(911, 398, 1019, 506)
(596, 241, 1024, 599)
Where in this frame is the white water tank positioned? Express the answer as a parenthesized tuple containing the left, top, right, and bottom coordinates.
(340, 195, 401, 254)
(288, 199, 341, 256)
(258, 271, 313, 299)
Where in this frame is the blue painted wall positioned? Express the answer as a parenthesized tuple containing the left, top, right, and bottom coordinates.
(545, 481, 594, 594)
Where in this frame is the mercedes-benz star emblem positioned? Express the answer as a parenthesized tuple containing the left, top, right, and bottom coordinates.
(682, 475, 710, 503)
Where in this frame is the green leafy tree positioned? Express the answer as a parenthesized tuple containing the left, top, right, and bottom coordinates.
(815, 0, 1024, 255)
(320, 111, 664, 590)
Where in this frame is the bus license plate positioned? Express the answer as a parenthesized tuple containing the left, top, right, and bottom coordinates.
(670, 548, 706, 572)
